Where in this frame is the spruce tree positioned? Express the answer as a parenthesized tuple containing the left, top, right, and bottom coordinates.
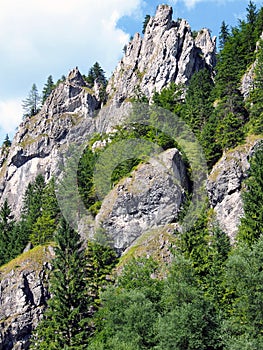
(30, 218, 92, 349)
(219, 21, 230, 50)
(42, 75, 55, 104)
(0, 199, 14, 265)
(247, 39, 263, 134)
(238, 146, 263, 245)
(142, 14, 151, 34)
(30, 178, 60, 245)
(85, 62, 107, 87)
(22, 83, 41, 118)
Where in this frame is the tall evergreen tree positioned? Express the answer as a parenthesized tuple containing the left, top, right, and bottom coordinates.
(30, 178, 60, 246)
(219, 21, 230, 50)
(183, 68, 214, 135)
(246, 39, 263, 134)
(142, 14, 151, 34)
(42, 75, 55, 104)
(85, 237, 118, 309)
(238, 146, 263, 245)
(30, 218, 92, 349)
(85, 62, 107, 87)
(2, 134, 11, 148)
(222, 236, 263, 349)
(22, 83, 41, 118)
(0, 199, 14, 265)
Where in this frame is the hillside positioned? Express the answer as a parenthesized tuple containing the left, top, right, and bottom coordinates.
(0, 3, 263, 349)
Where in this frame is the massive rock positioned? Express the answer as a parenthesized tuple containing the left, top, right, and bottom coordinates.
(0, 68, 99, 218)
(0, 5, 216, 220)
(0, 246, 53, 350)
(96, 148, 189, 253)
(107, 4, 216, 103)
(207, 137, 263, 241)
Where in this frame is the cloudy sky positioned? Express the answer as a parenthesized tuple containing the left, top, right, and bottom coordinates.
(0, 0, 260, 142)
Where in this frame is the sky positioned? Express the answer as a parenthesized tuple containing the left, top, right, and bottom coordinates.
(0, 0, 262, 143)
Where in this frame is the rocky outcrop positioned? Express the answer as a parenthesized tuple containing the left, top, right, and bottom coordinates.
(0, 68, 99, 218)
(207, 137, 263, 241)
(240, 32, 263, 98)
(107, 4, 216, 103)
(0, 246, 54, 350)
(96, 148, 189, 253)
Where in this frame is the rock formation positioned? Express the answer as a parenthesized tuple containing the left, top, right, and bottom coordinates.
(0, 68, 99, 218)
(107, 4, 216, 103)
(0, 5, 249, 350)
(207, 137, 263, 241)
(96, 148, 189, 253)
(0, 246, 53, 350)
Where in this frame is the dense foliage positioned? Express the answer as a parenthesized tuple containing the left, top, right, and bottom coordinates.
(1, 2, 263, 349)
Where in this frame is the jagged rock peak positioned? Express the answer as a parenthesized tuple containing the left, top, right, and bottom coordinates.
(106, 4, 216, 103)
(147, 4, 173, 30)
(66, 66, 86, 87)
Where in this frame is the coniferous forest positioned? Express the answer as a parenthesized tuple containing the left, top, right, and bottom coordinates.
(1, 2, 263, 349)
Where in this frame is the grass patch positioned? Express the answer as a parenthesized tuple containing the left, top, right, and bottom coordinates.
(0, 244, 54, 278)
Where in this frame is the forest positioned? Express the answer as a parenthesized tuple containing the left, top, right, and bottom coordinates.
(0, 1, 263, 349)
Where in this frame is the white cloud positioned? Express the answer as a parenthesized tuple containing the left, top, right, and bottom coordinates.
(0, 0, 142, 141)
(0, 99, 23, 141)
(0, 0, 142, 89)
(168, 0, 245, 10)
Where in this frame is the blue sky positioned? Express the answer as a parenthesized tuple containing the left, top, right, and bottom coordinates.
(0, 0, 261, 143)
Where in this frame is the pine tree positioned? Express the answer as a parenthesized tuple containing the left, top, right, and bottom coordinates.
(30, 218, 92, 349)
(22, 83, 41, 118)
(29, 178, 60, 245)
(86, 237, 118, 309)
(142, 14, 151, 34)
(246, 39, 263, 134)
(22, 175, 45, 227)
(42, 75, 55, 104)
(222, 236, 263, 349)
(219, 21, 230, 50)
(238, 146, 263, 245)
(0, 199, 14, 265)
(85, 62, 107, 87)
(2, 134, 11, 148)
(183, 68, 214, 135)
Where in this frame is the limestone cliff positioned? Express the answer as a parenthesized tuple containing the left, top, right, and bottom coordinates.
(0, 5, 248, 350)
(0, 68, 99, 219)
(0, 5, 216, 220)
(207, 136, 263, 241)
(107, 4, 216, 103)
(96, 148, 189, 253)
(0, 246, 53, 350)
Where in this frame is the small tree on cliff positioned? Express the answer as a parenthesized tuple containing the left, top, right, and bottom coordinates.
(22, 83, 41, 118)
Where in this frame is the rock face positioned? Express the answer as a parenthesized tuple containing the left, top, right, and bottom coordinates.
(96, 148, 189, 253)
(107, 4, 216, 103)
(0, 246, 53, 350)
(240, 32, 263, 98)
(0, 67, 99, 218)
(0, 5, 224, 349)
(207, 137, 263, 241)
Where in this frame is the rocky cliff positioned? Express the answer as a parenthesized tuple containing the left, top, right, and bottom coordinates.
(0, 246, 53, 350)
(0, 5, 216, 220)
(96, 148, 189, 253)
(0, 4, 253, 350)
(107, 4, 216, 103)
(0, 68, 99, 219)
(207, 136, 263, 241)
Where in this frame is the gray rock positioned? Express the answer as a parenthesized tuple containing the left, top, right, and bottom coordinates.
(0, 246, 54, 350)
(207, 137, 263, 241)
(0, 68, 99, 218)
(107, 5, 216, 103)
(95, 148, 189, 252)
